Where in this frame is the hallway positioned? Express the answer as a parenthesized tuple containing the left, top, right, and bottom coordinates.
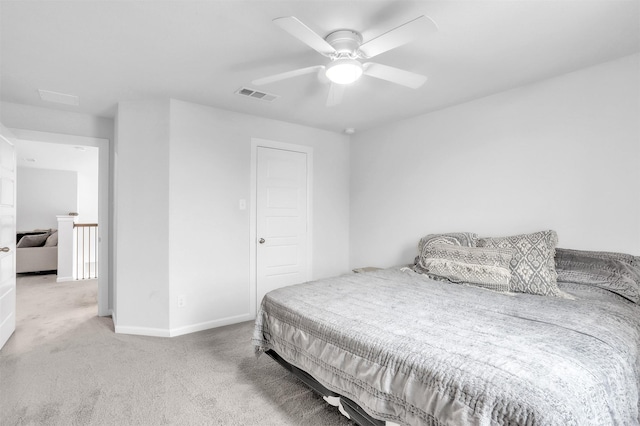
(4, 274, 100, 355)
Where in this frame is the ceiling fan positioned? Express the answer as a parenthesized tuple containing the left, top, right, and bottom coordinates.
(252, 15, 438, 106)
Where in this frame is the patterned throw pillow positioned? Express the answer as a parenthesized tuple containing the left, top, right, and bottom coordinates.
(420, 244, 514, 292)
(477, 230, 560, 296)
(556, 248, 639, 267)
(413, 232, 478, 274)
(417, 232, 478, 251)
(555, 248, 640, 303)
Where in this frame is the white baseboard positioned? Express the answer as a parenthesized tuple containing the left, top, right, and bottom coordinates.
(98, 302, 110, 317)
(56, 276, 74, 282)
(114, 325, 171, 337)
(113, 313, 253, 338)
(169, 313, 253, 337)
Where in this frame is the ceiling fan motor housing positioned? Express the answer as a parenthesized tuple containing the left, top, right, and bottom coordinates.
(325, 30, 363, 58)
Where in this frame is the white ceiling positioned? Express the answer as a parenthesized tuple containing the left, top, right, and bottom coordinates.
(15, 139, 98, 175)
(1, 1, 638, 133)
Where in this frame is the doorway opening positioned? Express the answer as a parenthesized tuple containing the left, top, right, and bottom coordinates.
(10, 129, 110, 322)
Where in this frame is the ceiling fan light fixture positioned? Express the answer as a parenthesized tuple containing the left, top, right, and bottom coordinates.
(325, 58, 363, 85)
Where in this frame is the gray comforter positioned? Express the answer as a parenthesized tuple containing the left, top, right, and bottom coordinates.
(252, 268, 640, 426)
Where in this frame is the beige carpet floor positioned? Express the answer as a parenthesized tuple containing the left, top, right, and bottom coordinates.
(0, 274, 353, 425)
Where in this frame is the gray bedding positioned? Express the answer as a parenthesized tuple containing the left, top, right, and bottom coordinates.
(252, 267, 640, 426)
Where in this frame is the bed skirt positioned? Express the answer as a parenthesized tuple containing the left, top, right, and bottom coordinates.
(266, 349, 395, 426)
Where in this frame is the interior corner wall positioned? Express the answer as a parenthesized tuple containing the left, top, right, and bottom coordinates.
(167, 99, 350, 334)
(350, 53, 640, 268)
(17, 167, 78, 231)
(113, 98, 349, 336)
(114, 100, 171, 335)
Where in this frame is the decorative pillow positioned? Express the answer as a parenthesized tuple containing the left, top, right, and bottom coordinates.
(417, 232, 478, 251)
(419, 244, 514, 292)
(414, 232, 478, 274)
(477, 230, 560, 297)
(44, 230, 58, 247)
(555, 248, 640, 303)
(556, 248, 639, 267)
(17, 233, 49, 248)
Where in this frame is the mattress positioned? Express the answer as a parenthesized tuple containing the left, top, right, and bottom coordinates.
(252, 267, 640, 426)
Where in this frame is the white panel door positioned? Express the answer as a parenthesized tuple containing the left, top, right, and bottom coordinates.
(0, 124, 16, 350)
(256, 147, 308, 308)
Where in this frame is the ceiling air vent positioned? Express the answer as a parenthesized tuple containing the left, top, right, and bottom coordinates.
(235, 87, 278, 102)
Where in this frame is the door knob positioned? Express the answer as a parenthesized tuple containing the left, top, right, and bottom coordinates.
(259, 238, 265, 244)
(0, 247, 9, 252)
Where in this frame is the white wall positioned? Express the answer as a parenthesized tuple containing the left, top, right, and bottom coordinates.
(114, 99, 349, 335)
(167, 100, 350, 333)
(76, 165, 99, 224)
(1, 104, 111, 230)
(350, 53, 640, 268)
(0, 102, 114, 141)
(15, 139, 99, 225)
(17, 167, 78, 231)
(115, 100, 171, 334)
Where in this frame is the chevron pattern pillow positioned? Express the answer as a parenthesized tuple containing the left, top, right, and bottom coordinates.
(477, 230, 560, 297)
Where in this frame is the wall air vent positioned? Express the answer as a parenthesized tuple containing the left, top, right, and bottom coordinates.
(235, 87, 278, 102)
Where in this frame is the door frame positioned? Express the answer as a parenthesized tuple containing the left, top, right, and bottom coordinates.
(9, 128, 110, 317)
(0, 123, 16, 350)
(250, 138, 313, 316)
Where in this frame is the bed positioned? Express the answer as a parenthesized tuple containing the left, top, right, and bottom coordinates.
(253, 231, 640, 426)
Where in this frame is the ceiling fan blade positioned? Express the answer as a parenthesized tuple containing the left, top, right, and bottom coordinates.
(273, 16, 336, 57)
(363, 63, 427, 89)
(252, 65, 324, 86)
(359, 15, 437, 58)
(326, 83, 345, 107)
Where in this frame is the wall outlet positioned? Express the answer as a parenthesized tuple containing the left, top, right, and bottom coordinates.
(177, 295, 186, 308)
